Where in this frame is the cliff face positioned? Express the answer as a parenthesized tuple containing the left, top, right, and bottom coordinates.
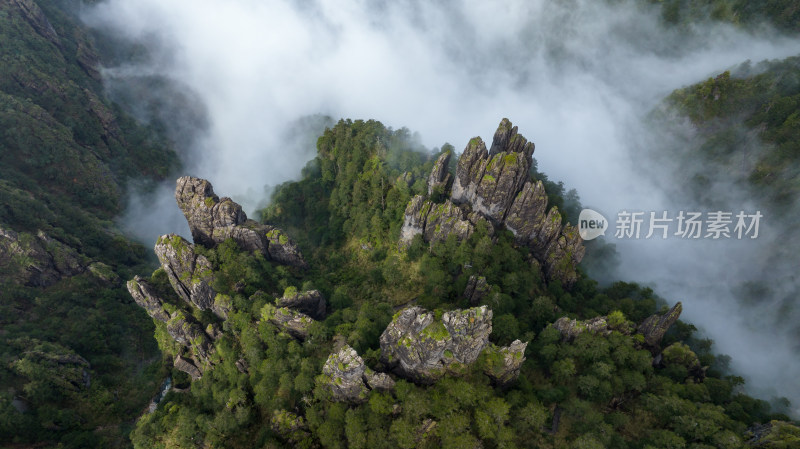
(399, 118, 585, 287)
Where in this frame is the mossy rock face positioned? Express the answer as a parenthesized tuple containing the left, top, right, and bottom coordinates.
(379, 305, 511, 384)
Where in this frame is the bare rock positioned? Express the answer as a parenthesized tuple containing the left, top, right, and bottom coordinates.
(277, 289, 326, 320)
(11, 0, 60, 47)
(235, 358, 249, 374)
(638, 302, 682, 348)
(399, 119, 584, 288)
(126, 276, 170, 322)
(154, 234, 215, 311)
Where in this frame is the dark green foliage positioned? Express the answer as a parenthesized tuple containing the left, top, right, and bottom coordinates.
(0, 1, 179, 447)
(125, 118, 796, 449)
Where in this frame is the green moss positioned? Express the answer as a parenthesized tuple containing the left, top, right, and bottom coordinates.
(204, 197, 215, 207)
(421, 321, 450, 341)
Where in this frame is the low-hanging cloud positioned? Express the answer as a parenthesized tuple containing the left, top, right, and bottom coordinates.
(83, 0, 800, 414)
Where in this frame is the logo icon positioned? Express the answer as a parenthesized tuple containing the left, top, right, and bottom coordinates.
(579, 209, 608, 241)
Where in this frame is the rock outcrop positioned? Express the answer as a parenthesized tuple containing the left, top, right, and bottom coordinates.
(175, 176, 306, 268)
(398, 119, 585, 287)
(166, 310, 213, 366)
(552, 316, 611, 340)
(277, 289, 326, 320)
(262, 304, 314, 340)
(174, 355, 202, 380)
(380, 306, 493, 384)
(463, 275, 490, 306)
(399, 196, 474, 247)
(638, 302, 682, 348)
(427, 151, 452, 196)
(320, 345, 371, 403)
(127, 276, 170, 322)
(154, 234, 216, 312)
(483, 339, 528, 387)
(0, 227, 85, 287)
(320, 345, 395, 403)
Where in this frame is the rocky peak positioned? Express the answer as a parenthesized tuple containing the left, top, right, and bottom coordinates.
(174, 176, 306, 268)
(638, 302, 682, 348)
(399, 119, 584, 287)
(427, 151, 452, 196)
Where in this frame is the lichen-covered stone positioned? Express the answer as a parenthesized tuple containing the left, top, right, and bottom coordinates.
(379, 306, 493, 384)
(154, 234, 215, 311)
(398, 119, 585, 288)
(126, 276, 170, 322)
(463, 275, 490, 305)
(552, 316, 611, 340)
(364, 368, 396, 391)
(174, 176, 306, 268)
(450, 119, 534, 225)
(483, 340, 528, 387)
(399, 196, 473, 248)
(321, 345, 370, 403)
(427, 151, 452, 196)
(277, 289, 326, 320)
(638, 302, 682, 348)
(263, 304, 314, 340)
(174, 355, 202, 380)
(166, 310, 212, 365)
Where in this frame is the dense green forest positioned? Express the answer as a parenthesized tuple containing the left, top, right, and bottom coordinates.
(0, 0, 177, 446)
(126, 119, 798, 448)
(1, 0, 799, 448)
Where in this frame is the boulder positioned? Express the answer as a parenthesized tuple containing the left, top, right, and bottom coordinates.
(399, 196, 474, 248)
(379, 306, 493, 384)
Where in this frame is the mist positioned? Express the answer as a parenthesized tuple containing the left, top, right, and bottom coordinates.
(83, 0, 800, 414)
